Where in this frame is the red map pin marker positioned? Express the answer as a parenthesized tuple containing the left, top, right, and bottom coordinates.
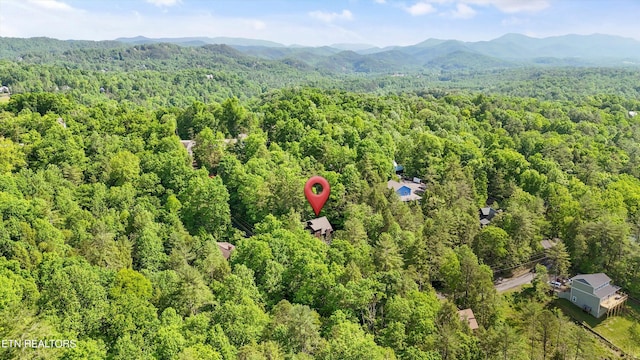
(304, 176, 330, 216)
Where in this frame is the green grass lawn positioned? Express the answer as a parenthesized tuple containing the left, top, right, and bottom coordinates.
(552, 298, 640, 357)
(0, 95, 9, 103)
(598, 316, 640, 356)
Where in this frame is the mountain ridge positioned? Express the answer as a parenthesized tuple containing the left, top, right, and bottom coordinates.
(115, 36, 287, 48)
(2, 33, 640, 73)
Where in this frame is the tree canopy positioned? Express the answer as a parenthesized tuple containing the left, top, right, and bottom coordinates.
(0, 38, 638, 359)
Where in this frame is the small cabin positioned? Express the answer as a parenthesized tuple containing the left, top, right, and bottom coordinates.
(306, 216, 333, 244)
(479, 207, 498, 227)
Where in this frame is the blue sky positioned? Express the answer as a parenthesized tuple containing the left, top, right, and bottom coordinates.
(1, 0, 639, 47)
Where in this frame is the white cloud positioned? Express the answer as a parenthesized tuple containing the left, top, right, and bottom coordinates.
(405, 2, 436, 16)
(27, 0, 74, 11)
(251, 20, 266, 30)
(374, 0, 386, 3)
(470, 0, 549, 13)
(145, 0, 181, 7)
(0, 0, 275, 42)
(451, 3, 476, 18)
(402, 0, 548, 15)
(308, 9, 353, 23)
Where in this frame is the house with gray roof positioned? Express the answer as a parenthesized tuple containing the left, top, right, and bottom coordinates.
(306, 216, 333, 244)
(559, 273, 627, 318)
(479, 206, 498, 227)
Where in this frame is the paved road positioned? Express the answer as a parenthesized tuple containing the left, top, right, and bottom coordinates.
(494, 272, 534, 292)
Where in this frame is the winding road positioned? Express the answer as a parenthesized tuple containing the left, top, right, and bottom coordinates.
(494, 272, 534, 292)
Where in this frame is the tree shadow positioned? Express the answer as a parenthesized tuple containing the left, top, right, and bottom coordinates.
(549, 298, 603, 328)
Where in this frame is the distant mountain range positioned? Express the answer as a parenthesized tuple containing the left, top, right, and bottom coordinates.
(2, 33, 640, 73)
(115, 36, 286, 48)
(115, 33, 640, 69)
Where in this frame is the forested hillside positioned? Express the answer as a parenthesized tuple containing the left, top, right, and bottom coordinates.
(1, 38, 640, 359)
(3, 38, 640, 107)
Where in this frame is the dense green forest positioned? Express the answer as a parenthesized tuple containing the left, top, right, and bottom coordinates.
(1, 39, 640, 359)
(3, 38, 640, 105)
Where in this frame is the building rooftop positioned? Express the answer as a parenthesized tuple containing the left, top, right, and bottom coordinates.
(480, 207, 497, 218)
(540, 239, 559, 250)
(458, 308, 479, 330)
(571, 273, 611, 289)
(180, 140, 196, 157)
(217, 242, 235, 260)
(479, 207, 499, 227)
(307, 216, 333, 235)
(392, 160, 404, 172)
(594, 284, 621, 300)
